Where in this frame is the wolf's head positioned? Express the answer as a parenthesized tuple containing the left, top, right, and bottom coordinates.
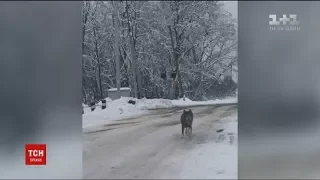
(182, 109, 193, 118)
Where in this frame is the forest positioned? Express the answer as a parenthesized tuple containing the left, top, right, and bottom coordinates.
(82, 1, 238, 104)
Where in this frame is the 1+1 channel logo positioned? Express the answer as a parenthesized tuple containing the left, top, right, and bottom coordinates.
(269, 14, 301, 32)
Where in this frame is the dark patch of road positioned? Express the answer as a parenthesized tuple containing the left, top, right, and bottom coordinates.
(154, 120, 181, 128)
(85, 127, 119, 134)
(85, 122, 140, 134)
(104, 121, 140, 127)
(160, 113, 175, 118)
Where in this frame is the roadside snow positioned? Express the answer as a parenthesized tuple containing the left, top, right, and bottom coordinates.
(179, 115, 238, 179)
(82, 96, 237, 129)
(82, 97, 148, 129)
(172, 96, 237, 107)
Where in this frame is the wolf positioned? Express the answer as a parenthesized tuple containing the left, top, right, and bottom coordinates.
(180, 109, 193, 138)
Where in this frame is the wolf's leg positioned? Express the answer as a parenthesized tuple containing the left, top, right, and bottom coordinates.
(181, 125, 185, 138)
(187, 127, 191, 137)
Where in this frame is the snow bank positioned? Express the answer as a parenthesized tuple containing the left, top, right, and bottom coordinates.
(137, 98, 175, 109)
(82, 97, 147, 129)
(136, 96, 237, 110)
(82, 96, 237, 129)
(179, 115, 237, 179)
(172, 96, 237, 107)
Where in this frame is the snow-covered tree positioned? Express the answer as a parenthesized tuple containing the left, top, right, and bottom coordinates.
(82, 1, 238, 103)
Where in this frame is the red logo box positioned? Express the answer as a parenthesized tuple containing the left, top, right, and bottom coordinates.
(25, 144, 46, 165)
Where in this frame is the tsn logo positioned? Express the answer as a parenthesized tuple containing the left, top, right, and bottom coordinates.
(25, 144, 46, 165)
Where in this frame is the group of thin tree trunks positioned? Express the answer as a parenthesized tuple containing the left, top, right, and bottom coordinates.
(82, 1, 238, 104)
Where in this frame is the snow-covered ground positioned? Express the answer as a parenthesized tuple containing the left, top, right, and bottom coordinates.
(83, 104, 238, 179)
(83, 96, 237, 129)
(171, 96, 237, 107)
(179, 115, 237, 179)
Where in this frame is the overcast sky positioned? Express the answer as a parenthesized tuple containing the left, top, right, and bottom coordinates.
(223, 1, 238, 18)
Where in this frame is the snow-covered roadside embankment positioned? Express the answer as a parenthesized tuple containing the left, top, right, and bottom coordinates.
(82, 96, 237, 129)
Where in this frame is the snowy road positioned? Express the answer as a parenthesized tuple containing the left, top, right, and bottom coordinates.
(83, 103, 238, 179)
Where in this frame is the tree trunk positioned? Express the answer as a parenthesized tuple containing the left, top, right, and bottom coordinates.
(93, 27, 103, 99)
(167, 78, 172, 99)
(133, 12, 144, 98)
(168, 25, 179, 99)
(93, 76, 99, 102)
(174, 30, 184, 99)
(126, 1, 138, 98)
(82, 1, 89, 103)
(119, 47, 129, 88)
(121, 46, 134, 94)
(112, 1, 121, 99)
(166, 52, 172, 99)
(130, 35, 139, 98)
(82, 78, 87, 104)
(192, 47, 197, 64)
(168, 2, 185, 100)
